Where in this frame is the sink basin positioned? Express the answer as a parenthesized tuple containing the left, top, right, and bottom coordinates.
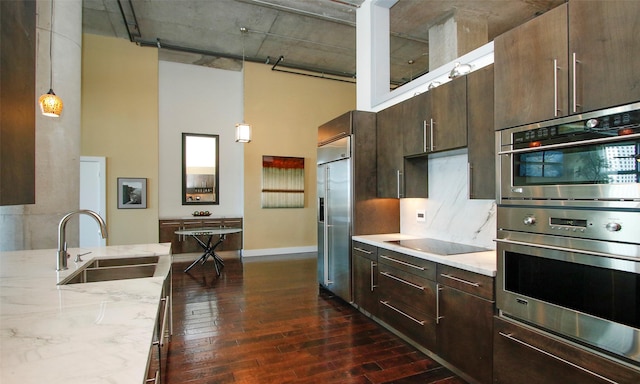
(59, 257, 159, 285)
(85, 256, 159, 268)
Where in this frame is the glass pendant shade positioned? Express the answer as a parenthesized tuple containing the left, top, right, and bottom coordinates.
(235, 123, 252, 143)
(39, 89, 63, 117)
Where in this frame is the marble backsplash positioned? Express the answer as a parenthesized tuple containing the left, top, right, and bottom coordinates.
(400, 151, 497, 249)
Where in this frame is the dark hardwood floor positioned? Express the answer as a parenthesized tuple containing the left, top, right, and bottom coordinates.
(167, 253, 467, 384)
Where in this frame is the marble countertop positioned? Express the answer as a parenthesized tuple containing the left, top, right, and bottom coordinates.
(352, 234, 496, 277)
(0, 243, 172, 384)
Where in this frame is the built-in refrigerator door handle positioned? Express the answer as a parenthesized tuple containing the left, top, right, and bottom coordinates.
(323, 166, 331, 286)
(318, 197, 324, 223)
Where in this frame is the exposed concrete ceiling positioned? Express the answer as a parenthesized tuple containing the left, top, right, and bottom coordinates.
(82, 0, 565, 87)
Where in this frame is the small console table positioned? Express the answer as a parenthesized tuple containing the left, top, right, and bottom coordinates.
(174, 227, 243, 275)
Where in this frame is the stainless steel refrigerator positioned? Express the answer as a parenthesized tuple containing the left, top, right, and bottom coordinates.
(316, 111, 400, 303)
(317, 136, 352, 301)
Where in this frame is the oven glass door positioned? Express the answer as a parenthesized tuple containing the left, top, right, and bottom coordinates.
(497, 238, 640, 364)
(498, 103, 640, 205)
(513, 141, 639, 187)
(504, 250, 640, 329)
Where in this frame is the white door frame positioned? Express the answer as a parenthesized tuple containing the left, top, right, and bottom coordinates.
(80, 156, 107, 247)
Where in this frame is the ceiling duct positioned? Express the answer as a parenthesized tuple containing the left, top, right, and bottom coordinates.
(116, 0, 141, 42)
(270, 56, 355, 84)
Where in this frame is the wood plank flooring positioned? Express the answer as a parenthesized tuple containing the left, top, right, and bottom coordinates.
(167, 253, 467, 384)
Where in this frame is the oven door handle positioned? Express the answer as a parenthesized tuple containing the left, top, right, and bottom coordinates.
(498, 132, 640, 156)
(495, 238, 622, 260)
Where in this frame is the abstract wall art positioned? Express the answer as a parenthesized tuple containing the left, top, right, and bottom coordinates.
(261, 156, 305, 208)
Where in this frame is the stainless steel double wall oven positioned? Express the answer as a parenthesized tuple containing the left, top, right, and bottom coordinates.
(495, 102, 640, 366)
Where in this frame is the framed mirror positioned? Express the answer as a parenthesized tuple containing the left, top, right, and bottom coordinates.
(182, 133, 219, 205)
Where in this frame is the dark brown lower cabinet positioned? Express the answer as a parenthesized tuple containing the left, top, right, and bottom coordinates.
(494, 316, 640, 384)
(352, 242, 379, 317)
(378, 255, 437, 351)
(365, 248, 496, 384)
(159, 218, 243, 254)
(437, 285, 493, 384)
(437, 265, 494, 384)
(146, 269, 172, 384)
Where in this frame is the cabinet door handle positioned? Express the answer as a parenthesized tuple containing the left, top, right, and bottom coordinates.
(380, 255, 425, 271)
(381, 271, 424, 291)
(159, 295, 170, 347)
(498, 332, 618, 384)
(146, 370, 160, 384)
(436, 283, 443, 324)
(429, 118, 435, 151)
(370, 261, 377, 291)
(422, 120, 428, 153)
(440, 273, 480, 287)
(353, 247, 372, 255)
(396, 170, 404, 198)
(572, 52, 581, 113)
(467, 162, 473, 198)
(380, 300, 425, 325)
(553, 58, 557, 115)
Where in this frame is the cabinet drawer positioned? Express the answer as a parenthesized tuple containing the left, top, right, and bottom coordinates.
(379, 299, 436, 351)
(200, 219, 223, 227)
(379, 265, 437, 316)
(494, 316, 640, 384)
(221, 218, 242, 228)
(437, 264, 494, 301)
(352, 241, 377, 261)
(378, 248, 436, 280)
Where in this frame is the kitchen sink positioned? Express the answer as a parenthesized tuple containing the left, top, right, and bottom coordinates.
(58, 257, 159, 285)
(85, 256, 159, 268)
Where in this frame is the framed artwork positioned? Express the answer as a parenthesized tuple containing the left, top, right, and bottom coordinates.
(117, 177, 147, 209)
(261, 156, 305, 208)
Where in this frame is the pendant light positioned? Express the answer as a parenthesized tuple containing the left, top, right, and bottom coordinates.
(39, 0, 63, 117)
(235, 27, 251, 143)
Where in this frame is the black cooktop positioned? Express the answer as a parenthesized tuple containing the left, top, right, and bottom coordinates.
(385, 238, 489, 256)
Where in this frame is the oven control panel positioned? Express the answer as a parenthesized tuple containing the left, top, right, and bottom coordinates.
(498, 207, 637, 244)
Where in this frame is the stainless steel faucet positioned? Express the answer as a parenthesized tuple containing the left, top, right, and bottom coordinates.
(57, 210, 108, 271)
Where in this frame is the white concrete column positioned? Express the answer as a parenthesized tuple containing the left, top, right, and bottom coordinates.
(356, 0, 397, 110)
(0, 0, 82, 251)
(429, 10, 488, 70)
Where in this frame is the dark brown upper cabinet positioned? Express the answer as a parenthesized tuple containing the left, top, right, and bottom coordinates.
(494, 1, 640, 130)
(1, 1, 36, 206)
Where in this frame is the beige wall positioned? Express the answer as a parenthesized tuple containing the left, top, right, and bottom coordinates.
(243, 63, 356, 252)
(80, 34, 354, 251)
(81, 34, 159, 245)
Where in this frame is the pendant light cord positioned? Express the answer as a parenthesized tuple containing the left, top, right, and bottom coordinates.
(241, 27, 247, 123)
(48, 0, 54, 90)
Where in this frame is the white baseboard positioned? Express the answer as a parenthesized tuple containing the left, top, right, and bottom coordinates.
(241, 245, 317, 258)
